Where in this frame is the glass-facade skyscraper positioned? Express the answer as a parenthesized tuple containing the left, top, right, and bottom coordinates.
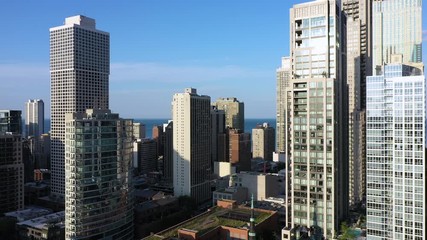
(64, 109, 133, 240)
(366, 64, 425, 239)
(372, 0, 422, 69)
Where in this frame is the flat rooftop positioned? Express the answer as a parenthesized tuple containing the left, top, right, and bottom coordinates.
(4, 207, 52, 222)
(17, 211, 65, 230)
(145, 205, 273, 240)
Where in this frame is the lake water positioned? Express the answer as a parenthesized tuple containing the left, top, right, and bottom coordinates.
(42, 118, 276, 138)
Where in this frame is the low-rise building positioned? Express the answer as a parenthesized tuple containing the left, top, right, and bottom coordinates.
(16, 211, 65, 240)
(4, 207, 52, 222)
(145, 199, 277, 240)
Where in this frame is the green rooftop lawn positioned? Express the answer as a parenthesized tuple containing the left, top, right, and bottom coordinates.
(145, 207, 273, 239)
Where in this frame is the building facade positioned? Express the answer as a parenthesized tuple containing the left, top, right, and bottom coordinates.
(282, 1, 349, 239)
(172, 88, 212, 204)
(135, 138, 158, 174)
(228, 129, 251, 172)
(252, 123, 275, 161)
(64, 109, 133, 239)
(366, 64, 425, 239)
(0, 110, 22, 134)
(0, 133, 24, 214)
(276, 57, 291, 153)
(213, 97, 245, 131)
(50, 15, 109, 199)
(25, 99, 45, 138)
(163, 121, 173, 184)
(372, 0, 422, 70)
(342, 0, 372, 206)
(211, 106, 226, 163)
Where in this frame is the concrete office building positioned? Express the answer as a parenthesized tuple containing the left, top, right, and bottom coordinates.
(0, 110, 22, 134)
(64, 109, 133, 240)
(213, 97, 245, 131)
(342, 0, 372, 206)
(366, 64, 425, 239)
(25, 99, 45, 138)
(252, 123, 275, 161)
(372, 0, 423, 70)
(282, 1, 349, 239)
(172, 88, 211, 204)
(50, 15, 109, 199)
(0, 133, 24, 214)
(276, 57, 291, 153)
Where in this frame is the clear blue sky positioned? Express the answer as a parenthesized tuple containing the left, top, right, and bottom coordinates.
(0, 0, 426, 118)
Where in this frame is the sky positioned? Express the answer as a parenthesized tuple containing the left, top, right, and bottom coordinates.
(0, 0, 426, 118)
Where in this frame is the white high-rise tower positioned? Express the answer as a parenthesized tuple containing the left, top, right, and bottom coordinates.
(50, 15, 109, 198)
(172, 88, 212, 204)
(25, 99, 44, 138)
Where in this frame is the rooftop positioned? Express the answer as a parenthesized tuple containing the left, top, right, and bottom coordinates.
(17, 211, 65, 230)
(144, 205, 273, 240)
(4, 207, 52, 222)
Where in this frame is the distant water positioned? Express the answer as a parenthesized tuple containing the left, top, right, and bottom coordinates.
(44, 118, 276, 138)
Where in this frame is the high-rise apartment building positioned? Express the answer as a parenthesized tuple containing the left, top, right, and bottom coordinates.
(50, 15, 109, 198)
(252, 123, 275, 161)
(282, 1, 348, 239)
(25, 99, 44, 138)
(372, 0, 422, 70)
(211, 106, 226, 163)
(172, 88, 211, 204)
(64, 109, 133, 240)
(276, 57, 291, 153)
(0, 133, 24, 214)
(341, 0, 372, 206)
(0, 110, 22, 134)
(366, 64, 425, 240)
(213, 97, 245, 131)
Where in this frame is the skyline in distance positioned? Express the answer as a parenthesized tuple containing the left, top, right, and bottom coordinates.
(0, 0, 427, 118)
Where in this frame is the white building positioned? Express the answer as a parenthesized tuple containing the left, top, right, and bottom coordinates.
(172, 88, 212, 204)
(50, 15, 110, 199)
(25, 99, 44, 138)
(366, 64, 425, 240)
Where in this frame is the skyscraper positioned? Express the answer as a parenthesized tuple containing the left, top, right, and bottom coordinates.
(366, 64, 425, 240)
(50, 15, 109, 199)
(282, 1, 348, 239)
(0, 110, 22, 134)
(64, 109, 133, 240)
(25, 99, 44, 138)
(372, 0, 422, 70)
(276, 57, 291, 153)
(172, 88, 211, 204)
(211, 106, 225, 163)
(212, 97, 245, 131)
(341, 0, 372, 206)
(252, 123, 275, 161)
